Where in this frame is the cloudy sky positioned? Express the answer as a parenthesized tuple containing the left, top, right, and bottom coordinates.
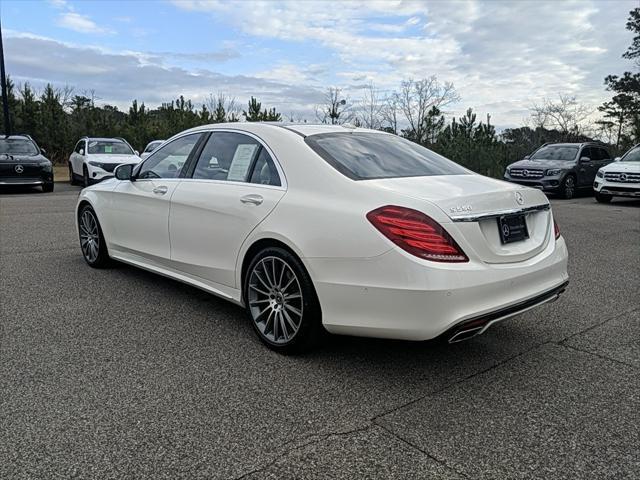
(1, 0, 636, 127)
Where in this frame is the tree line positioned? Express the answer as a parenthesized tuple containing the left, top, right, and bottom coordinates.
(1, 8, 637, 177)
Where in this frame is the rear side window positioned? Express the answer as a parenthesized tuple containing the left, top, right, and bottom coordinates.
(192, 132, 281, 186)
(305, 132, 468, 180)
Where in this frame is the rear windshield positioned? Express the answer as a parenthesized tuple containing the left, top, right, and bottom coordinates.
(0, 138, 38, 156)
(621, 146, 640, 162)
(530, 146, 578, 161)
(305, 132, 468, 180)
(88, 140, 133, 155)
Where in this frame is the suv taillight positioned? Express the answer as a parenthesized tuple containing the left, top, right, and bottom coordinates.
(367, 206, 468, 262)
(554, 219, 561, 239)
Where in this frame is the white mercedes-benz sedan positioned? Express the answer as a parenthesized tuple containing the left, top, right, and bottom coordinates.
(76, 123, 569, 352)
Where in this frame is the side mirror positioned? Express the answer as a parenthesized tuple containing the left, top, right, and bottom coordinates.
(614, 156, 621, 162)
(523, 155, 530, 160)
(40, 148, 47, 155)
(115, 163, 134, 181)
(79, 148, 85, 156)
(579, 156, 590, 163)
(134, 150, 140, 156)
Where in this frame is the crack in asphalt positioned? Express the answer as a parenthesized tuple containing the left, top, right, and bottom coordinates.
(558, 342, 638, 371)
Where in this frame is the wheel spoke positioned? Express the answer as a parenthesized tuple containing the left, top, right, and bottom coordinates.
(277, 260, 286, 288)
(282, 309, 298, 332)
(249, 283, 270, 296)
(260, 261, 275, 287)
(284, 303, 302, 318)
(284, 293, 301, 300)
(249, 298, 270, 306)
(253, 271, 272, 291)
(278, 312, 288, 341)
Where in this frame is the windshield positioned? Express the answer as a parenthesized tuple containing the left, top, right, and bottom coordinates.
(88, 140, 133, 155)
(305, 132, 468, 180)
(621, 146, 640, 162)
(530, 146, 578, 161)
(0, 138, 39, 156)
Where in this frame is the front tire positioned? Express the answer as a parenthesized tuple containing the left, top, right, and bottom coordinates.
(595, 192, 612, 203)
(78, 205, 110, 268)
(560, 175, 576, 199)
(244, 247, 323, 353)
(42, 182, 54, 193)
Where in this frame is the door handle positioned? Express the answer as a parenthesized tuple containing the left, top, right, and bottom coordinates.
(153, 186, 168, 195)
(240, 194, 263, 205)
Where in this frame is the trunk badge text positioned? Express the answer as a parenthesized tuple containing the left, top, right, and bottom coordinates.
(450, 205, 472, 213)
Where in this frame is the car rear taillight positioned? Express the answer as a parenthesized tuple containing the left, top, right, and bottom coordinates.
(554, 219, 561, 239)
(367, 205, 468, 262)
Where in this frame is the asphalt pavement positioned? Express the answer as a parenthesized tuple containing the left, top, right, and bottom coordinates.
(1, 182, 638, 479)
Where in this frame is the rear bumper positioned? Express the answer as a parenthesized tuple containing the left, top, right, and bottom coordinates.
(443, 280, 569, 343)
(305, 237, 569, 341)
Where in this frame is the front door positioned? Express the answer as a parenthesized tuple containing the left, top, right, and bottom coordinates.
(107, 133, 204, 261)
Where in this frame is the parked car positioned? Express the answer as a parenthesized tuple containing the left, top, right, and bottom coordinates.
(69, 137, 141, 186)
(76, 124, 569, 353)
(0, 134, 53, 192)
(593, 144, 640, 202)
(503, 142, 612, 199)
(140, 140, 165, 160)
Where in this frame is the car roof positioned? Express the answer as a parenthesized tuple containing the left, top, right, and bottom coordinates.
(180, 122, 382, 138)
(82, 137, 127, 142)
(543, 142, 608, 148)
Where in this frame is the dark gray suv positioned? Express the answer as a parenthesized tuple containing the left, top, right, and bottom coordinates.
(503, 143, 612, 199)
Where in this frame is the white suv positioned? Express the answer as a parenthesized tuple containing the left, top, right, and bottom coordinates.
(69, 137, 141, 186)
(594, 144, 640, 202)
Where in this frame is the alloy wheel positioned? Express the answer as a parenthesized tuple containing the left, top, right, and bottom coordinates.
(79, 209, 100, 263)
(247, 256, 303, 344)
(564, 176, 575, 199)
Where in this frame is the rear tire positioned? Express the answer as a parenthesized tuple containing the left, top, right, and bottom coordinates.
(244, 247, 323, 354)
(560, 175, 576, 199)
(78, 205, 111, 268)
(595, 192, 612, 203)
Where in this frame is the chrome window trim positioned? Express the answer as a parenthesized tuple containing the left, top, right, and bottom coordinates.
(187, 128, 288, 190)
(450, 203, 550, 222)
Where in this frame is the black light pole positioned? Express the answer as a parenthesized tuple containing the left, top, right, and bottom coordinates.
(0, 16, 11, 136)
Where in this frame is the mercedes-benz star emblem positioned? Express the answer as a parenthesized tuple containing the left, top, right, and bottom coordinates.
(14, 165, 24, 174)
(502, 224, 510, 237)
(523, 169, 529, 177)
(515, 191, 524, 205)
(620, 173, 628, 182)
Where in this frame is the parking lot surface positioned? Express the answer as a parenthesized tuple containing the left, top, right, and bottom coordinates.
(1, 183, 639, 479)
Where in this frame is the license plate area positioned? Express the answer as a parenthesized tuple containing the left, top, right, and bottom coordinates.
(497, 214, 529, 244)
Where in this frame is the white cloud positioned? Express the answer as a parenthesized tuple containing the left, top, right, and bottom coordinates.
(56, 12, 114, 34)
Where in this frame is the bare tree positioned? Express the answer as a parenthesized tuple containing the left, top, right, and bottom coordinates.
(381, 92, 400, 134)
(357, 83, 384, 129)
(529, 94, 593, 137)
(396, 76, 459, 141)
(315, 87, 352, 125)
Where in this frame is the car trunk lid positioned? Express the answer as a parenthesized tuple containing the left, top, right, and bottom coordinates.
(366, 174, 552, 264)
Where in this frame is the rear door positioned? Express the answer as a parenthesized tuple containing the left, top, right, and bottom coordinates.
(169, 131, 286, 287)
(107, 133, 204, 261)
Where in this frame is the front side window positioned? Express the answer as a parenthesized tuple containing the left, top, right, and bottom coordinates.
(530, 146, 579, 161)
(74, 140, 85, 154)
(138, 133, 202, 179)
(88, 140, 133, 155)
(0, 138, 39, 156)
(192, 132, 263, 182)
(305, 132, 468, 180)
(597, 148, 610, 160)
(579, 147, 593, 161)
